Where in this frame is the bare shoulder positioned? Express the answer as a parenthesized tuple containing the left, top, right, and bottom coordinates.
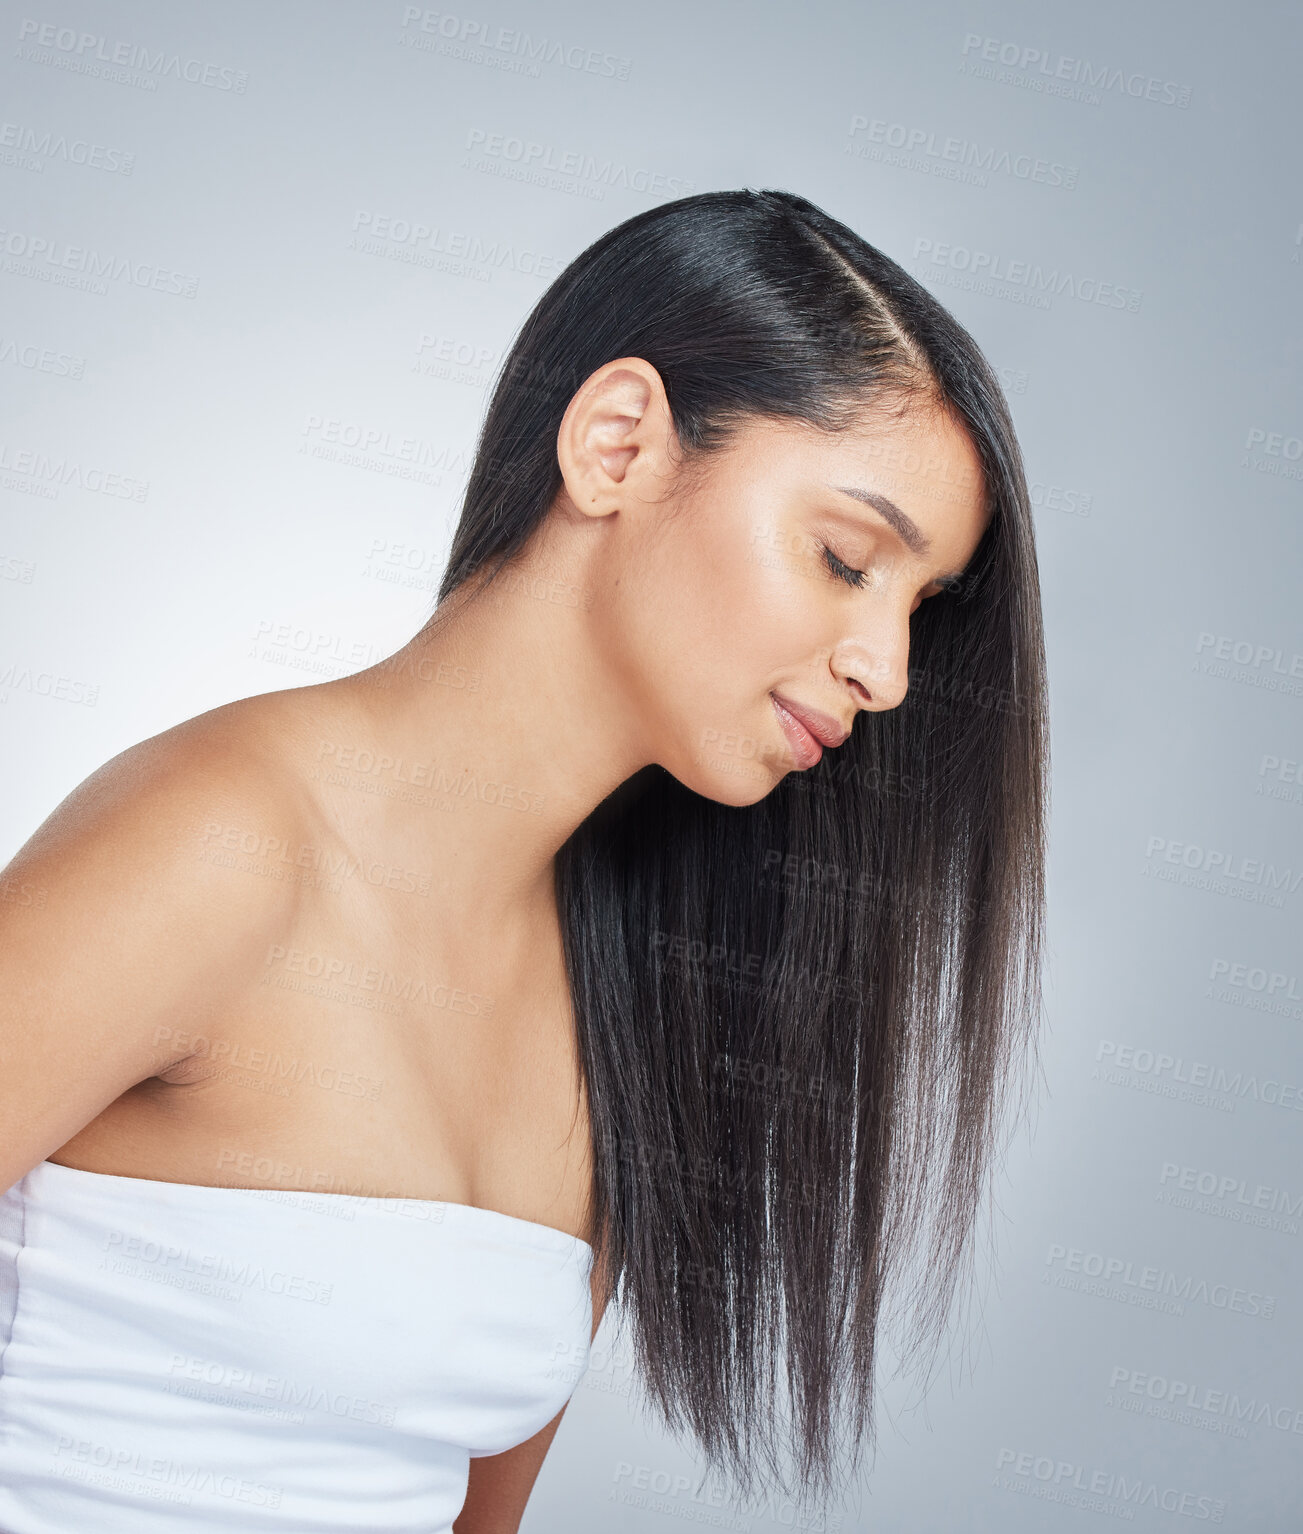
(0, 690, 335, 1190)
(0, 691, 331, 1012)
(7, 691, 320, 898)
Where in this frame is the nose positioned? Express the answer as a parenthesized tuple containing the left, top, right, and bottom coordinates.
(832, 613, 911, 712)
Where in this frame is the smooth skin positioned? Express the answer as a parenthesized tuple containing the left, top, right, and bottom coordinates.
(0, 358, 988, 1531)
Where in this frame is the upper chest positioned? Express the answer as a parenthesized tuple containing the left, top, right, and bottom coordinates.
(129, 872, 594, 1231)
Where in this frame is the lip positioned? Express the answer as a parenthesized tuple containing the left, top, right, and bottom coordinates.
(771, 693, 851, 749)
(770, 693, 850, 769)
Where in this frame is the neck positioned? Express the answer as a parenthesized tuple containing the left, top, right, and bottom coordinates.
(311, 536, 655, 944)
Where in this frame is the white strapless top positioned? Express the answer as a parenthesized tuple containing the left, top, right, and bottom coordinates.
(0, 1159, 593, 1532)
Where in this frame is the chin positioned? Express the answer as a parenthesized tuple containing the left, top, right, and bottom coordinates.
(670, 721, 791, 806)
(696, 770, 784, 808)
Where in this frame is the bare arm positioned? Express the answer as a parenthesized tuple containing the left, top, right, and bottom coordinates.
(452, 1409, 570, 1534)
(453, 1240, 616, 1533)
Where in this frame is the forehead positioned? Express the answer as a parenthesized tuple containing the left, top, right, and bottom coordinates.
(728, 405, 988, 531)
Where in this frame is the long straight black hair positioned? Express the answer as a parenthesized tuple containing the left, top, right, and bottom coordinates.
(428, 189, 1048, 1503)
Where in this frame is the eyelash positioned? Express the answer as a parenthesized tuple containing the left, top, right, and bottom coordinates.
(819, 540, 960, 602)
(819, 541, 868, 589)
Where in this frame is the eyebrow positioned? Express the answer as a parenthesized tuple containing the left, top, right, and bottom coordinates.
(825, 483, 969, 584)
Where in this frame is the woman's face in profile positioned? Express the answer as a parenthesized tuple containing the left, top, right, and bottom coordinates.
(591, 401, 992, 806)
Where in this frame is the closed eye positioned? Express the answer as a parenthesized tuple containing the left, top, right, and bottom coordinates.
(820, 541, 867, 589)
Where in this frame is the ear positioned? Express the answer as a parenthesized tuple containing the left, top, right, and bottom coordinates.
(555, 357, 677, 519)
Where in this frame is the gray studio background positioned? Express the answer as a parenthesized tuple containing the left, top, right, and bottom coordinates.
(2, 1, 1301, 1529)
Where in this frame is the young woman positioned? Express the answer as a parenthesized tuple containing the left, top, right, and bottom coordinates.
(0, 188, 1048, 1532)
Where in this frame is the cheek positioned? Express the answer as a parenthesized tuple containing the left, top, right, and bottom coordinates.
(740, 525, 831, 673)
(658, 518, 826, 706)
(648, 548, 746, 699)
(603, 486, 831, 738)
